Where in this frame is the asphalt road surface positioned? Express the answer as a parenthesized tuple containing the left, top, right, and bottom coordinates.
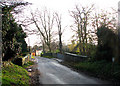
(35, 56, 111, 85)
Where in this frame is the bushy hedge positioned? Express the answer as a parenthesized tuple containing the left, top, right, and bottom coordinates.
(68, 61, 120, 81)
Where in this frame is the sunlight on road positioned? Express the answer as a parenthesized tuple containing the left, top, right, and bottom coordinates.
(51, 62, 63, 67)
(46, 73, 66, 84)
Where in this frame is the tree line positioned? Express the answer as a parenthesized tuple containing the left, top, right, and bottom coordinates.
(68, 5, 120, 63)
(24, 4, 120, 63)
(1, 1, 120, 63)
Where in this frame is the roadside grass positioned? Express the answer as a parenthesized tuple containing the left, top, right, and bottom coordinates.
(22, 61, 35, 68)
(0, 71, 1, 84)
(2, 61, 30, 86)
(43, 55, 56, 59)
(31, 56, 35, 59)
(65, 61, 120, 81)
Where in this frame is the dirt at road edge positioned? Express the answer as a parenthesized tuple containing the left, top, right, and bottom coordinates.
(25, 63, 42, 86)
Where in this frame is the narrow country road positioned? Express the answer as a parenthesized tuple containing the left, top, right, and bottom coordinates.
(35, 56, 110, 85)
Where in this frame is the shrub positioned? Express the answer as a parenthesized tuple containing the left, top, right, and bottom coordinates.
(72, 61, 120, 80)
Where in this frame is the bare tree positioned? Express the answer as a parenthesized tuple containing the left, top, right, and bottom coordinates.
(91, 9, 119, 62)
(30, 9, 55, 52)
(70, 4, 94, 55)
(55, 12, 63, 53)
(91, 10, 117, 33)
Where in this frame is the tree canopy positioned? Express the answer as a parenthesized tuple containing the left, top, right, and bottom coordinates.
(2, 2, 28, 61)
(96, 25, 119, 62)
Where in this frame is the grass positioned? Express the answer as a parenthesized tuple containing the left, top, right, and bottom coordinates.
(22, 61, 34, 68)
(43, 55, 56, 59)
(64, 60, 120, 81)
(31, 56, 35, 59)
(0, 71, 1, 84)
(2, 61, 30, 86)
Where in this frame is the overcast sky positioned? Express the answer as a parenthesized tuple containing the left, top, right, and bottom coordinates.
(22, 0, 120, 47)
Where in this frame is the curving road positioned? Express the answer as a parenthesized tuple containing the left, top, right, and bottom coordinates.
(35, 56, 110, 85)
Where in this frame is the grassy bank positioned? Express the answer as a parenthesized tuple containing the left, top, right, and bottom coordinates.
(2, 61, 30, 86)
(43, 55, 56, 59)
(64, 61, 120, 82)
(23, 61, 34, 68)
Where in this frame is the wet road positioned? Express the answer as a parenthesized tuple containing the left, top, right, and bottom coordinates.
(35, 56, 110, 84)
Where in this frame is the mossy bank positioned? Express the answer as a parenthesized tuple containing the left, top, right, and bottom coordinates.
(2, 61, 30, 86)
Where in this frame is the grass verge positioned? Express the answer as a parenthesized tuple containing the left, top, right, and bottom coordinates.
(43, 56, 56, 59)
(22, 61, 34, 68)
(2, 61, 30, 86)
(63, 61, 120, 83)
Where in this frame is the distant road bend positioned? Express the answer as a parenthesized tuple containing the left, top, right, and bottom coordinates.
(35, 56, 111, 85)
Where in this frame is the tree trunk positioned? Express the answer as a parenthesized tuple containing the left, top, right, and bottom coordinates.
(59, 34, 62, 53)
(48, 43, 51, 52)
